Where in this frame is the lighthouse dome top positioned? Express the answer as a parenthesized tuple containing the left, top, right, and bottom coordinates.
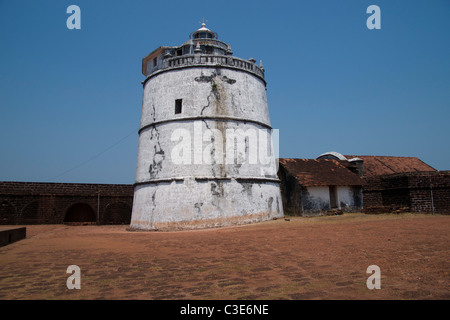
(141, 21, 265, 81)
(190, 22, 218, 40)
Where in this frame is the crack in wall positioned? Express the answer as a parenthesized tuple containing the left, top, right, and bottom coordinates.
(201, 83, 220, 115)
(196, 71, 235, 116)
(150, 190, 156, 228)
(151, 104, 156, 122)
(149, 126, 165, 178)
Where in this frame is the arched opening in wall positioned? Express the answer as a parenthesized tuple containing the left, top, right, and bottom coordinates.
(0, 200, 16, 225)
(22, 201, 39, 224)
(64, 203, 96, 225)
(104, 202, 132, 225)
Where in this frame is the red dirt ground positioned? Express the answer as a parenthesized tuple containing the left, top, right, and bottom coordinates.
(0, 213, 448, 300)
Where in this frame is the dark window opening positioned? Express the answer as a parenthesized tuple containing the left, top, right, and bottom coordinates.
(329, 186, 338, 209)
(153, 58, 157, 67)
(175, 99, 182, 114)
(196, 32, 213, 39)
(176, 49, 182, 56)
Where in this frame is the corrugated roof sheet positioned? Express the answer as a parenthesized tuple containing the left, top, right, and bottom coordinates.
(279, 158, 365, 187)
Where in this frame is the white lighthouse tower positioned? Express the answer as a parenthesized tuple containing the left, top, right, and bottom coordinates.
(130, 22, 284, 230)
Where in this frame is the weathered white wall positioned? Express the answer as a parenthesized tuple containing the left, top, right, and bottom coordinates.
(301, 185, 362, 215)
(338, 186, 363, 212)
(131, 179, 283, 231)
(140, 67, 270, 128)
(301, 186, 330, 214)
(135, 120, 277, 182)
(131, 65, 283, 230)
(337, 186, 353, 209)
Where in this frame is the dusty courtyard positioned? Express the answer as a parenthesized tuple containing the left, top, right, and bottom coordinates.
(0, 213, 448, 300)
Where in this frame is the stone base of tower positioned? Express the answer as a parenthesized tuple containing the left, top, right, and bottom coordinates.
(129, 178, 284, 231)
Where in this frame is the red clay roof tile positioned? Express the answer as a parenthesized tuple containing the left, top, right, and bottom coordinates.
(279, 158, 365, 187)
(344, 155, 436, 177)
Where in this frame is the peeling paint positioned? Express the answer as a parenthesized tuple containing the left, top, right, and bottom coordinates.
(221, 75, 236, 84)
(276, 196, 280, 214)
(194, 73, 215, 83)
(268, 197, 273, 212)
(194, 202, 203, 218)
(148, 127, 165, 178)
(239, 182, 253, 196)
(194, 72, 236, 85)
(210, 181, 224, 196)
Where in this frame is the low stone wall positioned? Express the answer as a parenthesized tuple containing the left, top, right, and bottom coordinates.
(0, 182, 133, 225)
(0, 227, 26, 247)
(363, 171, 450, 214)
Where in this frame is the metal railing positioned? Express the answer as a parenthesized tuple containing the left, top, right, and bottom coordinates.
(148, 54, 265, 79)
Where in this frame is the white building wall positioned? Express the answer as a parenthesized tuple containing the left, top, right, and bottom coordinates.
(140, 67, 270, 129)
(337, 186, 354, 210)
(131, 64, 283, 230)
(131, 179, 282, 231)
(301, 186, 330, 214)
(301, 185, 361, 215)
(135, 120, 277, 182)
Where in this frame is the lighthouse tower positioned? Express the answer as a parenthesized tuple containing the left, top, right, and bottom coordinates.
(130, 22, 284, 231)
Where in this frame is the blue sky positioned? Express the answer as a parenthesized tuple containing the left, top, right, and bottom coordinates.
(0, 0, 449, 184)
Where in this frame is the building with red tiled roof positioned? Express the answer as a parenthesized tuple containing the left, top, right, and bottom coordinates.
(278, 158, 365, 216)
(317, 152, 436, 178)
(344, 155, 436, 177)
(279, 159, 365, 187)
(315, 152, 449, 214)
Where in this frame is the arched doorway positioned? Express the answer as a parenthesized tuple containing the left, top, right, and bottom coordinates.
(104, 202, 132, 224)
(64, 203, 96, 224)
(22, 201, 39, 224)
(0, 200, 16, 224)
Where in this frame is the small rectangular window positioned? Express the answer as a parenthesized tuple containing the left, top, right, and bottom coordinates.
(175, 99, 182, 114)
(153, 58, 157, 67)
